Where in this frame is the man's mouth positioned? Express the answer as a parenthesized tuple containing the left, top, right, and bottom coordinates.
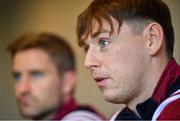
(94, 77, 109, 87)
(19, 96, 34, 106)
(94, 77, 105, 82)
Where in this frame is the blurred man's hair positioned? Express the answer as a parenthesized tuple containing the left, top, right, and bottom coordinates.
(7, 32, 76, 75)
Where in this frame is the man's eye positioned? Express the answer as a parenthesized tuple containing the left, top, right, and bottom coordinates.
(99, 38, 110, 48)
(13, 73, 21, 82)
(31, 72, 44, 79)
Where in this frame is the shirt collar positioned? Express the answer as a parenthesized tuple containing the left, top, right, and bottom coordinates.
(119, 58, 180, 120)
(137, 58, 180, 119)
(53, 97, 79, 120)
(152, 58, 180, 103)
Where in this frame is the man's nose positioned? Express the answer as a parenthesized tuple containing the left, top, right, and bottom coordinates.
(84, 48, 100, 69)
(16, 77, 31, 95)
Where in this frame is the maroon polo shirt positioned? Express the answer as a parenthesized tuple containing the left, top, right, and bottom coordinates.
(152, 58, 180, 120)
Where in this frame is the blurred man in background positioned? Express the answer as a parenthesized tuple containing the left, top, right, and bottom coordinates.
(76, 0, 180, 120)
(7, 32, 105, 120)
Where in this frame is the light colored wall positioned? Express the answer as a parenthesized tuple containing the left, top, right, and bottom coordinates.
(0, 0, 179, 119)
(165, 0, 180, 63)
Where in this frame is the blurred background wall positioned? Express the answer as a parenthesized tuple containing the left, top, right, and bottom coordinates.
(0, 0, 179, 119)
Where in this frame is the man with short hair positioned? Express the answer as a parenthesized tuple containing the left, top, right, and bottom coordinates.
(76, 0, 180, 120)
(7, 32, 105, 120)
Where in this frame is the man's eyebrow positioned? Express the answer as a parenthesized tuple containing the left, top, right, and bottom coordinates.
(12, 70, 20, 75)
(92, 29, 110, 38)
(29, 69, 44, 74)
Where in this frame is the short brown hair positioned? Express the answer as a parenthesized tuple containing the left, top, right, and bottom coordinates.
(7, 32, 76, 74)
(77, 0, 174, 58)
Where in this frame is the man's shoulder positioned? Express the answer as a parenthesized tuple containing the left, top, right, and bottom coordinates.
(157, 98, 180, 120)
(152, 89, 180, 120)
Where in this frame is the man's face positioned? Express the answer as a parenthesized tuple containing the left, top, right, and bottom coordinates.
(12, 48, 63, 119)
(83, 19, 149, 104)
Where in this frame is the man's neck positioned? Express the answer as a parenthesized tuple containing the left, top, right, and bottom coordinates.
(32, 108, 59, 120)
(127, 56, 169, 117)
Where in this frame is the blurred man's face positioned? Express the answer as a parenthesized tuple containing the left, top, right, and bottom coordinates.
(82, 18, 149, 105)
(12, 48, 63, 119)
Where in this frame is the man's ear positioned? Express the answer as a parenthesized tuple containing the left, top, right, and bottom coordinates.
(62, 70, 76, 96)
(143, 22, 164, 56)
